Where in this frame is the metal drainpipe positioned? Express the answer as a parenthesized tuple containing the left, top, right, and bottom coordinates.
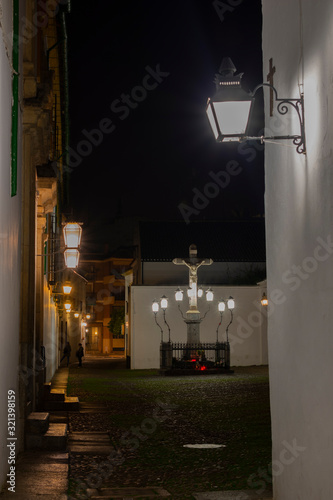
(11, 0, 19, 197)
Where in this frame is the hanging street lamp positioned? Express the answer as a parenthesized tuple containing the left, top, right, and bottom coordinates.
(62, 282, 72, 294)
(206, 57, 254, 143)
(261, 293, 268, 306)
(63, 222, 82, 269)
(206, 57, 306, 154)
(63, 222, 82, 248)
(64, 248, 80, 269)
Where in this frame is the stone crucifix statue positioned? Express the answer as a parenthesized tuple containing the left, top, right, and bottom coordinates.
(173, 244, 213, 343)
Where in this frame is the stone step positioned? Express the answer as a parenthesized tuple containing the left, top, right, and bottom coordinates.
(26, 412, 50, 434)
(48, 389, 66, 402)
(26, 423, 67, 451)
(68, 432, 112, 454)
(193, 492, 273, 499)
(44, 396, 80, 412)
(49, 412, 68, 424)
(87, 487, 171, 498)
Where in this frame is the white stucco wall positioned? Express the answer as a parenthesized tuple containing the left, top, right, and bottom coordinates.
(130, 285, 267, 369)
(0, 0, 22, 489)
(262, 1, 333, 498)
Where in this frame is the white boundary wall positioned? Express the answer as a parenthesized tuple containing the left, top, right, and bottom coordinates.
(262, 1, 333, 498)
(130, 285, 267, 369)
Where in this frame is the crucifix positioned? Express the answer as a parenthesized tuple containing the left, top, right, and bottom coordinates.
(173, 244, 213, 343)
(267, 57, 276, 117)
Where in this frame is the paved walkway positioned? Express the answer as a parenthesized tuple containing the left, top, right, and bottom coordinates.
(0, 368, 70, 500)
(0, 357, 273, 499)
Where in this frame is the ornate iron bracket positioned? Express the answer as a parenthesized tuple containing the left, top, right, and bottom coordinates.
(246, 83, 306, 155)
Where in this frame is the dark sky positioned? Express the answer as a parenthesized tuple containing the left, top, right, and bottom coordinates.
(67, 0, 264, 225)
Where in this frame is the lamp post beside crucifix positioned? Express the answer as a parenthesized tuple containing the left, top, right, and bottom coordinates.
(173, 244, 213, 343)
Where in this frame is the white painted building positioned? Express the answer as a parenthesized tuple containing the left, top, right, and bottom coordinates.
(129, 284, 268, 369)
(0, 0, 23, 488)
(262, 1, 333, 498)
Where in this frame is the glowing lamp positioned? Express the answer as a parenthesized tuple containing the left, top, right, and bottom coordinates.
(86, 314, 91, 320)
(63, 222, 82, 249)
(82, 321, 87, 327)
(218, 300, 226, 312)
(74, 312, 79, 318)
(64, 248, 80, 268)
(197, 287, 203, 298)
(152, 300, 159, 313)
(64, 301, 71, 312)
(175, 288, 184, 301)
(206, 288, 214, 302)
(206, 57, 254, 143)
(227, 296, 235, 310)
(261, 293, 268, 307)
(160, 295, 168, 310)
(62, 282, 72, 294)
(207, 57, 306, 154)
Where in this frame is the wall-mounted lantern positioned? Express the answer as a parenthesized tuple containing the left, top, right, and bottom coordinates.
(62, 282, 72, 294)
(261, 293, 268, 306)
(207, 57, 306, 154)
(63, 222, 82, 269)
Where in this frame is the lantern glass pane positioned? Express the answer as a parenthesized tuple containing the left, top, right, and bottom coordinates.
(64, 249, 80, 268)
(206, 102, 219, 139)
(206, 290, 214, 302)
(197, 287, 203, 298)
(152, 302, 159, 313)
(63, 284, 72, 294)
(227, 297, 235, 309)
(63, 223, 82, 248)
(261, 295, 268, 306)
(175, 289, 183, 301)
(161, 297, 168, 309)
(218, 301, 226, 312)
(213, 101, 252, 139)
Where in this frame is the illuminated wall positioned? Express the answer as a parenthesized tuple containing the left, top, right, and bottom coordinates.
(130, 284, 268, 369)
(262, 1, 333, 498)
(0, 0, 23, 489)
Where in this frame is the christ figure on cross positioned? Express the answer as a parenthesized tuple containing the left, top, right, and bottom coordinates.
(173, 244, 213, 312)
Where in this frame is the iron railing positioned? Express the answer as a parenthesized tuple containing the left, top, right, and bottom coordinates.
(160, 341, 230, 371)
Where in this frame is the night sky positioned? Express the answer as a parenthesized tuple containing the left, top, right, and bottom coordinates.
(67, 0, 264, 226)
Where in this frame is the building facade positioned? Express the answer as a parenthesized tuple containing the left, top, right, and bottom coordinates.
(262, 1, 333, 498)
(1, 0, 73, 490)
(0, 0, 23, 487)
(81, 256, 133, 354)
